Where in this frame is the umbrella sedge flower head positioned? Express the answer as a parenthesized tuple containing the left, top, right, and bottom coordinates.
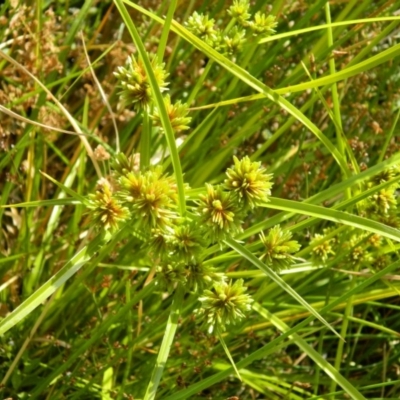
(225, 156, 273, 209)
(369, 188, 397, 215)
(259, 225, 300, 272)
(170, 220, 207, 261)
(249, 12, 277, 36)
(198, 184, 243, 242)
(151, 95, 191, 133)
(156, 261, 186, 291)
(228, 0, 251, 24)
(222, 26, 246, 55)
(148, 228, 173, 260)
(114, 53, 169, 110)
(186, 12, 218, 47)
(310, 233, 335, 263)
(119, 167, 177, 230)
(185, 261, 223, 293)
(196, 279, 253, 333)
(87, 178, 130, 232)
(111, 152, 140, 177)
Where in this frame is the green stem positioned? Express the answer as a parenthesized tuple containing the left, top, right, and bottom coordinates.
(378, 108, 400, 164)
(141, 109, 150, 169)
(187, 60, 213, 106)
(156, 0, 177, 61)
(144, 283, 185, 400)
(325, 2, 350, 200)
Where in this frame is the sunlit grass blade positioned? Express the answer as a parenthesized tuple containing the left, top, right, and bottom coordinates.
(258, 16, 400, 43)
(265, 198, 400, 242)
(224, 237, 341, 339)
(39, 170, 87, 204)
(0, 235, 102, 335)
(144, 283, 184, 400)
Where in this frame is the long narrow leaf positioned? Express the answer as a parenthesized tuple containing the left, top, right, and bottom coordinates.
(265, 198, 400, 242)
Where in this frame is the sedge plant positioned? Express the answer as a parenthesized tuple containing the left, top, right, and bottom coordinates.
(1, 1, 400, 399)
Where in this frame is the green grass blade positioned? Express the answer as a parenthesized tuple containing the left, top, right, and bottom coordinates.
(259, 17, 400, 44)
(156, 0, 177, 61)
(0, 235, 102, 335)
(0, 198, 79, 208)
(265, 198, 400, 242)
(253, 303, 367, 400)
(144, 283, 185, 400)
(224, 237, 341, 339)
(115, 0, 186, 217)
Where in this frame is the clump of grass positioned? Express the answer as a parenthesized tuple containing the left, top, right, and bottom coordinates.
(1, 1, 400, 399)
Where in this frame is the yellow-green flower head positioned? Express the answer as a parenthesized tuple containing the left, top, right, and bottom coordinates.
(198, 184, 243, 242)
(170, 221, 207, 261)
(249, 12, 277, 36)
(370, 188, 397, 215)
(228, 0, 251, 24)
(310, 233, 335, 263)
(156, 261, 186, 291)
(119, 167, 178, 230)
(196, 279, 253, 333)
(259, 225, 300, 272)
(112, 152, 140, 177)
(223, 27, 246, 55)
(148, 228, 173, 259)
(186, 12, 218, 47)
(185, 261, 223, 293)
(114, 53, 169, 111)
(370, 167, 397, 185)
(87, 178, 130, 232)
(225, 156, 273, 209)
(151, 95, 192, 133)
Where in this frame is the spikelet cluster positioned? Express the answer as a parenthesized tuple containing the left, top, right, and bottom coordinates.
(259, 225, 300, 272)
(225, 156, 273, 209)
(151, 95, 192, 132)
(87, 178, 130, 233)
(186, 1, 277, 57)
(196, 279, 253, 333)
(197, 184, 243, 242)
(114, 54, 169, 110)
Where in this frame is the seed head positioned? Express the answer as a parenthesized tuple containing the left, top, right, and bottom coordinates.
(119, 167, 177, 230)
(185, 261, 223, 293)
(249, 12, 277, 36)
(196, 279, 253, 333)
(151, 95, 191, 132)
(186, 12, 218, 47)
(114, 53, 169, 110)
(223, 27, 246, 55)
(370, 188, 397, 215)
(198, 184, 243, 242)
(225, 156, 273, 209)
(259, 225, 300, 271)
(310, 233, 335, 263)
(228, 0, 251, 24)
(170, 221, 207, 261)
(87, 179, 130, 232)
